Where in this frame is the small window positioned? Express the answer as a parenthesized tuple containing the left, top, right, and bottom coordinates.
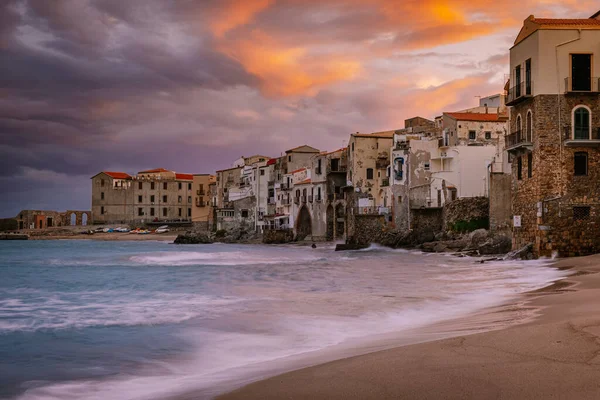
(469, 131, 476, 140)
(574, 107, 591, 140)
(163, 208, 167, 217)
(288, 155, 292, 162)
(150, 208, 155, 216)
(138, 195, 143, 203)
(178, 208, 182, 217)
(574, 152, 588, 176)
(138, 182, 143, 190)
(398, 195, 402, 203)
(188, 183, 192, 190)
(100, 206, 105, 215)
(150, 195, 155, 203)
(151, 182, 155, 190)
(101, 179, 105, 187)
(241, 209, 249, 218)
(178, 182, 182, 190)
(188, 196, 191, 203)
(178, 196, 182, 203)
(517, 156, 522, 180)
(101, 192, 104, 200)
(424, 163, 430, 171)
(163, 195, 167, 203)
(138, 208, 144, 216)
(188, 208, 191, 217)
(527, 153, 533, 178)
(366, 168, 374, 180)
(485, 131, 491, 140)
(163, 182, 168, 190)
(260, 169, 265, 176)
(573, 206, 590, 221)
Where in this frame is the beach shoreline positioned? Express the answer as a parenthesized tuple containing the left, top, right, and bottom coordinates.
(214, 255, 600, 400)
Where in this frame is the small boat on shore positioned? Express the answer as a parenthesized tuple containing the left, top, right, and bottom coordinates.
(155, 225, 169, 234)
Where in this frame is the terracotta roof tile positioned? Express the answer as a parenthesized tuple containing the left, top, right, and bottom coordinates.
(175, 173, 193, 181)
(533, 18, 600, 26)
(444, 112, 508, 122)
(295, 179, 312, 185)
(290, 167, 306, 174)
(103, 171, 131, 179)
(138, 168, 170, 173)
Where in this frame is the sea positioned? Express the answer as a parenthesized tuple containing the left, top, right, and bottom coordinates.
(0, 240, 568, 400)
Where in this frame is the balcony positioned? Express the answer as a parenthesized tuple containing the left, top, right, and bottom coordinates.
(315, 196, 322, 202)
(564, 126, 600, 146)
(268, 197, 276, 205)
(282, 198, 291, 205)
(196, 189, 205, 196)
(327, 193, 345, 202)
(315, 167, 322, 175)
(506, 81, 533, 106)
(505, 130, 532, 153)
(308, 195, 313, 203)
(195, 199, 206, 207)
(376, 158, 389, 170)
(564, 77, 600, 94)
(381, 178, 390, 187)
(301, 195, 307, 203)
(294, 197, 300, 205)
(280, 183, 290, 191)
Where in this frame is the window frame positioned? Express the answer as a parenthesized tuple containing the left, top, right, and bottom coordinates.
(572, 105, 592, 140)
(574, 151, 588, 176)
(366, 168, 374, 180)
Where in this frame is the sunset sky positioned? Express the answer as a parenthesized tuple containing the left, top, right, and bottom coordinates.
(1, 0, 598, 216)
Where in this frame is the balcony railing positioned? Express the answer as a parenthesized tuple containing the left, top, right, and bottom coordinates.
(505, 130, 533, 151)
(564, 126, 600, 146)
(308, 195, 313, 203)
(376, 158, 389, 169)
(381, 178, 390, 187)
(506, 81, 533, 105)
(315, 167, 322, 175)
(282, 198, 291, 205)
(315, 196, 322, 202)
(328, 193, 345, 202)
(294, 197, 300, 205)
(268, 197, 276, 205)
(564, 77, 600, 93)
(196, 189, 205, 195)
(280, 183, 290, 190)
(301, 195, 307, 203)
(196, 200, 206, 207)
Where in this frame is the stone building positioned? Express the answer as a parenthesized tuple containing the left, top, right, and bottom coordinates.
(191, 174, 216, 231)
(15, 209, 91, 230)
(347, 130, 395, 218)
(91, 168, 195, 225)
(506, 11, 600, 257)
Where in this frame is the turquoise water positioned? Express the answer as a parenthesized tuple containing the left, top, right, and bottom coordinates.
(0, 240, 566, 399)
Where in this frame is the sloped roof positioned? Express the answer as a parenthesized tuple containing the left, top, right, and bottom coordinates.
(295, 179, 312, 185)
(285, 145, 320, 153)
(321, 147, 347, 156)
(175, 173, 193, 181)
(514, 15, 600, 46)
(138, 168, 170, 174)
(592, 10, 600, 19)
(93, 171, 131, 180)
(444, 112, 508, 122)
(290, 167, 307, 174)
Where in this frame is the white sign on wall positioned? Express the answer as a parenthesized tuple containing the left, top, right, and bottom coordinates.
(513, 215, 521, 228)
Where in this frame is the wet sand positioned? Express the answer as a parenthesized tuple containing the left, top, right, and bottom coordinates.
(217, 255, 600, 400)
(29, 232, 178, 241)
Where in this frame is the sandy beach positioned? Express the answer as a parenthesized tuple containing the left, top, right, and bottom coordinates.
(217, 255, 600, 400)
(29, 232, 179, 241)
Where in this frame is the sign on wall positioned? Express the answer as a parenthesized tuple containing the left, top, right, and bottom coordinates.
(513, 215, 521, 228)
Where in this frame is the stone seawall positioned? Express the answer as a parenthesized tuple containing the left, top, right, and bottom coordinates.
(444, 197, 489, 233)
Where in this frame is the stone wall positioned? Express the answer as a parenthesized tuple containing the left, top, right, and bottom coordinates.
(0, 218, 17, 231)
(411, 208, 443, 238)
(444, 197, 489, 232)
(489, 172, 512, 234)
(263, 229, 294, 244)
(351, 215, 386, 246)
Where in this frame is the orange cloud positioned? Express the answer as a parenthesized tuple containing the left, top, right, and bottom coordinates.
(209, 0, 273, 37)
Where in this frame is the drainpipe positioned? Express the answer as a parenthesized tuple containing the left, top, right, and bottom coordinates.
(555, 29, 582, 197)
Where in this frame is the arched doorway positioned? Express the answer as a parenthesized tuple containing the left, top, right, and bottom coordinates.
(70, 213, 76, 226)
(326, 205, 334, 240)
(295, 205, 312, 241)
(335, 204, 345, 239)
(82, 213, 88, 226)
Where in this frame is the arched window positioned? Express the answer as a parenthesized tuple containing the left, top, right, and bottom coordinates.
(516, 115, 522, 141)
(526, 111, 533, 142)
(574, 107, 591, 140)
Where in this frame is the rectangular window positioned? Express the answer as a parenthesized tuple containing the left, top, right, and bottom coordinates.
(178, 196, 182, 203)
(178, 182, 182, 190)
(331, 158, 339, 172)
(469, 131, 476, 140)
(288, 155, 292, 162)
(101, 179, 105, 187)
(573, 206, 591, 221)
(424, 163, 430, 171)
(100, 206, 104, 215)
(178, 208, 182, 217)
(151, 182, 155, 190)
(241, 210, 249, 218)
(188, 196, 191, 203)
(138, 195, 143, 203)
(525, 59, 532, 95)
(163, 182, 167, 190)
(485, 131, 491, 140)
(366, 168, 374, 180)
(260, 169, 265, 176)
(150, 195, 155, 203)
(101, 192, 104, 200)
(188, 208, 191, 217)
(163, 208, 167, 217)
(138, 208, 143, 216)
(515, 65, 521, 97)
(517, 156, 522, 180)
(150, 208, 155, 216)
(574, 152, 588, 176)
(527, 153, 533, 178)
(138, 182, 143, 190)
(163, 195, 167, 203)
(571, 54, 592, 91)
(188, 183, 192, 190)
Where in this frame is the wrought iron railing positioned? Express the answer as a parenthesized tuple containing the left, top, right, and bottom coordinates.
(564, 77, 600, 93)
(506, 81, 533, 104)
(506, 130, 532, 148)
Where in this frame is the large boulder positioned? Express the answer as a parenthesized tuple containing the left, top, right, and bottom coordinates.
(468, 229, 489, 247)
(478, 235, 512, 255)
(174, 232, 213, 244)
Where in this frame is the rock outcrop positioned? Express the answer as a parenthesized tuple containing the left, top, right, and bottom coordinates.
(174, 232, 213, 244)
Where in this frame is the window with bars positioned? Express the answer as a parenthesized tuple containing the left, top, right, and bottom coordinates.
(573, 206, 591, 221)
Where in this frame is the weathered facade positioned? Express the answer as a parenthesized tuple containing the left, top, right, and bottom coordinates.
(507, 12, 600, 257)
(15, 209, 91, 229)
(191, 174, 215, 231)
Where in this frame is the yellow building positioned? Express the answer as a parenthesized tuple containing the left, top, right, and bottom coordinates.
(191, 174, 216, 231)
